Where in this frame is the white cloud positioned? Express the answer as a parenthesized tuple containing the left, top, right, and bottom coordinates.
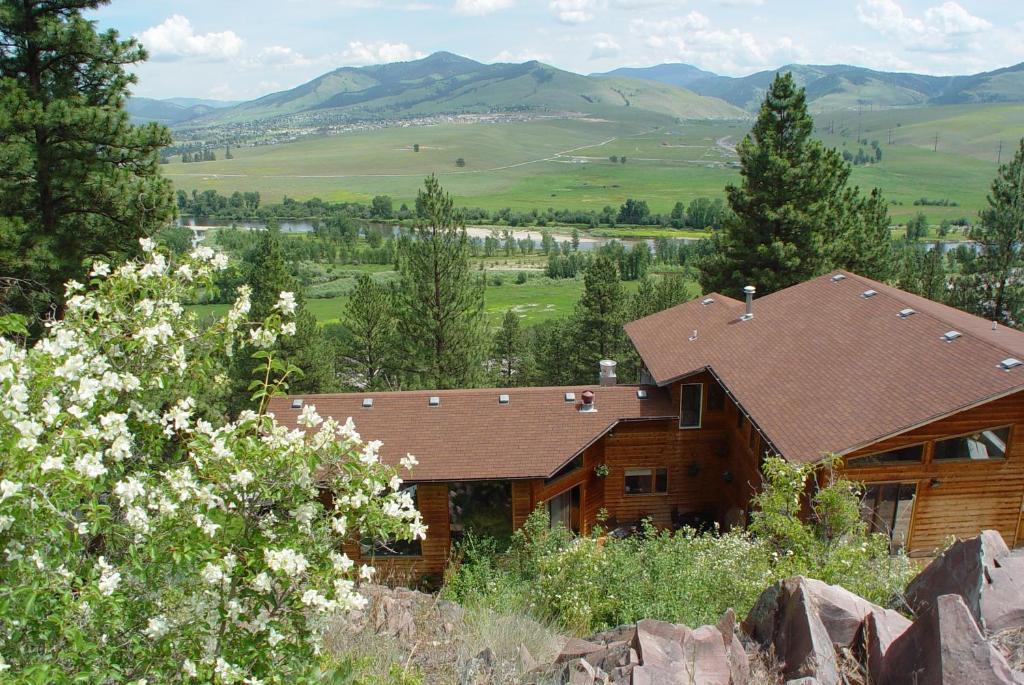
(336, 41, 425, 65)
(136, 15, 243, 62)
(714, 0, 764, 6)
(250, 45, 312, 68)
(631, 11, 806, 74)
(492, 49, 553, 63)
(856, 0, 991, 53)
(453, 0, 514, 15)
(589, 33, 621, 60)
(550, 0, 598, 24)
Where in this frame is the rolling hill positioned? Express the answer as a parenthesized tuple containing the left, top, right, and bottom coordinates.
(593, 62, 1024, 112)
(126, 97, 240, 125)
(179, 52, 747, 128)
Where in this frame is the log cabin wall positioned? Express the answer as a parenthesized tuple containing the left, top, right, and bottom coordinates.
(839, 390, 1024, 555)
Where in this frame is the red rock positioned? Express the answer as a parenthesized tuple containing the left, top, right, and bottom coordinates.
(878, 594, 1019, 685)
(861, 608, 912, 681)
(774, 581, 841, 685)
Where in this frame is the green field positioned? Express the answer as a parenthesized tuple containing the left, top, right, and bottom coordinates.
(188, 262, 648, 328)
(168, 104, 1024, 225)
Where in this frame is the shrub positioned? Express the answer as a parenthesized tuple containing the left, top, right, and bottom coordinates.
(515, 271, 528, 285)
(443, 458, 913, 635)
(0, 241, 426, 682)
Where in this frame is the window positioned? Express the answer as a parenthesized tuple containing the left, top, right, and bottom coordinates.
(624, 468, 668, 495)
(548, 486, 580, 534)
(449, 481, 513, 546)
(934, 427, 1010, 462)
(361, 484, 422, 557)
(847, 444, 924, 468)
(679, 383, 703, 429)
(860, 483, 916, 552)
(707, 382, 726, 412)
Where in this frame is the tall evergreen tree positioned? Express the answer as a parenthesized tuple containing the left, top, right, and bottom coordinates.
(492, 309, 529, 386)
(826, 188, 896, 282)
(0, 0, 174, 323)
(954, 138, 1024, 326)
(395, 175, 484, 389)
(340, 273, 397, 389)
(700, 73, 872, 296)
(575, 254, 625, 374)
(229, 230, 335, 411)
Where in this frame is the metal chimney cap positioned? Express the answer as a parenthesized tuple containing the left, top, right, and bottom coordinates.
(743, 285, 756, 294)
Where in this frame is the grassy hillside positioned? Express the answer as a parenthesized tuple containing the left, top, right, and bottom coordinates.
(186, 52, 746, 128)
(167, 103, 1021, 224)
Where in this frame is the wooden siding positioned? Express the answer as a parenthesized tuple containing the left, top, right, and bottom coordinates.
(345, 482, 451, 581)
(840, 391, 1024, 555)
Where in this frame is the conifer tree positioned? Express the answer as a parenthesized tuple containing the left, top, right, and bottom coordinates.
(492, 309, 529, 386)
(575, 254, 625, 372)
(341, 273, 397, 389)
(700, 73, 860, 296)
(0, 0, 174, 323)
(954, 138, 1024, 325)
(395, 175, 484, 389)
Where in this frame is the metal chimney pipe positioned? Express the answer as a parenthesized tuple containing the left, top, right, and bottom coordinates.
(743, 285, 756, 320)
(599, 359, 617, 387)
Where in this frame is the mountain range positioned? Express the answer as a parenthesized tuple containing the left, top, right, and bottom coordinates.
(128, 52, 1024, 129)
(593, 61, 1024, 112)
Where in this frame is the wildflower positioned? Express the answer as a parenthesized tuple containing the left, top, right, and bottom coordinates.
(251, 572, 273, 593)
(400, 453, 419, 470)
(230, 469, 254, 488)
(96, 557, 121, 596)
(73, 452, 107, 479)
(296, 404, 322, 428)
(264, 548, 308, 577)
(0, 480, 23, 502)
(276, 291, 297, 315)
(144, 615, 169, 640)
(182, 660, 198, 678)
(359, 564, 375, 581)
(201, 563, 225, 586)
(138, 237, 155, 252)
(331, 552, 354, 573)
(90, 261, 111, 277)
(0, 515, 13, 532)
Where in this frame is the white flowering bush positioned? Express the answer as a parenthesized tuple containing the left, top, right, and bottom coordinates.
(0, 240, 425, 683)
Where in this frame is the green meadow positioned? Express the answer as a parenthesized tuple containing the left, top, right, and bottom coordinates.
(168, 103, 1023, 225)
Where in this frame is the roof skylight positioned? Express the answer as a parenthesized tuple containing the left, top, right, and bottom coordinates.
(701, 297, 714, 306)
(498, 394, 510, 404)
(862, 289, 877, 298)
(898, 308, 916, 318)
(564, 392, 576, 402)
(291, 399, 303, 409)
(636, 389, 649, 399)
(362, 398, 373, 408)
(999, 358, 1023, 371)
(428, 396, 440, 406)
(831, 274, 846, 282)
(942, 331, 962, 342)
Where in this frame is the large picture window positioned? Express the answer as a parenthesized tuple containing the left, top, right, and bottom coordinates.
(847, 444, 924, 468)
(860, 483, 916, 553)
(679, 383, 703, 429)
(361, 484, 423, 557)
(933, 427, 1010, 462)
(624, 468, 668, 495)
(548, 486, 580, 534)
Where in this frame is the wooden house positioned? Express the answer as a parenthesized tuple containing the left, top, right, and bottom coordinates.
(269, 271, 1024, 579)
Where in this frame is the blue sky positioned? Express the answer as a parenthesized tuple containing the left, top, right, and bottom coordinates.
(88, 0, 1024, 100)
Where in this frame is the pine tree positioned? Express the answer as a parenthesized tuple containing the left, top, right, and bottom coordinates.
(954, 138, 1024, 325)
(395, 175, 484, 389)
(0, 0, 174, 323)
(229, 230, 335, 412)
(492, 309, 529, 386)
(700, 73, 851, 296)
(575, 254, 625, 372)
(341, 273, 397, 389)
(826, 188, 896, 282)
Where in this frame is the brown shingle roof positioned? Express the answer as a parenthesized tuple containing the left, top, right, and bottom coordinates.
(268, 385, 675, 481)
(625, 270, 1024, 463)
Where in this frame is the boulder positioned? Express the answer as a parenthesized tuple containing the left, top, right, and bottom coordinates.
(773, 581, 841, 685)
(860, 608, 913, 680)
(631, 618, 744, 685)
(564, 657, 607, 685)
(744, 576, 886, 650)
(877, 594, 1021, 685)
(558, 638, 607, 664)
(904, 530, 1024, 633)
(716, 609, 750, 685)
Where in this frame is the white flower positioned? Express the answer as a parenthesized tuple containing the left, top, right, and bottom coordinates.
(331, 552, 354, 573)
(138, 237, 156, 252)
(281, 321, 296, 336)
(0, 480, 23, 502)
(96, 557, 121, 596)
(114, 477, 146, 506)
(275, 291, 296, 315)
(264, 548, 308, 577)
(410, 519, 428, 540)
(144, 615, 169, 640)
(182, 659, 198, 678)
(201, 562, 225, 586)
(73, 452, 107, 479)
(0, 515, 14, 532)
(330, 516, 347, 535)
(230, 469, 254, 488)
(90, 261, 111, 277)
(400, 453, 419, 470)
(0, 654, 8, 672)
(251, 572, 273, 593)
(267, 628, 285, 647)
(248, 326, 277, 349)
(297, 404, 322, 428)
(359, 564, 376, 581)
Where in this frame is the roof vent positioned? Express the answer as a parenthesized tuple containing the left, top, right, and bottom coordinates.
(999, 358, 1023, 371)
(898, 308, 916, 318)
(579, 390, 596, 412)
(362, 398, 373, 408)
(564, 392, 576, 402)
(741, 285, 755, 321)
(636, 389, 649, 400)
(701, 297, 714, 306)
(831, 274, 846, 282)
(942, 330, 962, 342)
(291, 398, 303, 409)
(428, 396, 440, 407)
(862, 289, 877, 298)
(498, 394, 510, 404)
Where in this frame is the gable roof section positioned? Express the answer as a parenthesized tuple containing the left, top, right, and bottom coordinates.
(268, 384, 676, 481)
(625, 270, 1024, 463)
